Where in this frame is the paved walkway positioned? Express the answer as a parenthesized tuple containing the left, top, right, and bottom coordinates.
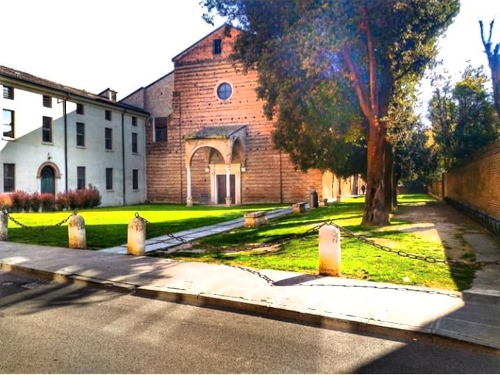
(1, 203, 499, 351)
(100, 207, 293, 255)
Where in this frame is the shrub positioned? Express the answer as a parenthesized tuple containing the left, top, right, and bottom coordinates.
(40, 193, 56, 212)
(56, 191, 70, 211)
(83, 184, 101, 208)
(30, 192, 41, 213)
(0, 194, 12, 211)
(11, 190, 30, 212)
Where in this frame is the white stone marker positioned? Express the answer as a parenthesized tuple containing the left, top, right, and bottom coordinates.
(68, 213, 86, 249)
(128, 214, 146, 256)
(0, 211, 8, 241)
(318, 225, 341, 276)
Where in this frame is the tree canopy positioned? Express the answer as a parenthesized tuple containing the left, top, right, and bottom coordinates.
(429, 65, 500, 170)
(203, 0, 459, 225)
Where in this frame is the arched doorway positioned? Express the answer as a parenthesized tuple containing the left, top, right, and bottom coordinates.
(40, 166, 55, 195)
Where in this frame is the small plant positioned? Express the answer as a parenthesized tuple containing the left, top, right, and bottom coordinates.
(30, 192, 41, 213)
(56, 191, 70, 211)
(10, 190, 30, 212)
(40, 193, 56, 212)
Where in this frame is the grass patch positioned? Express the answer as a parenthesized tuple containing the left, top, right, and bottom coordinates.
(6, 203, 287, 249)
(155, 195, 475, 291)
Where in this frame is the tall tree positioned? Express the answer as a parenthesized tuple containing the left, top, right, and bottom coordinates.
(480, 20, 500, 118)
(429, 65, 500, 169)
(204, 0, 459, 226)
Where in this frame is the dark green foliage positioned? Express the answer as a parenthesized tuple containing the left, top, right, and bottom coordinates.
(203, 0, 459, 225)
(429, 65, 500, 170)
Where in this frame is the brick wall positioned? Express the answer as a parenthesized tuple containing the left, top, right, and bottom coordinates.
(429, 140, 500, 218)
(443, 139, 500, 218)
(141, 25, 323, 204)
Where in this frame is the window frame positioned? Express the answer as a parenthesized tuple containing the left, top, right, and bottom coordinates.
(105, 168, 113, 190)
(77, 166, 86, 190)
(216, 82, 232, 100)
(43, 95, 52, 108)
(3, 86, 14, 100)
(2, 109, 15, 139)
(132, 116, 137, 126)
(105, 127, 113, 150)
(42, 116, 53, 143)
(132, 132, 138, 153)
(76, 122, 85, 147)
(76, 103, 84, 115)
(213, 39, 222, 55)
(132, 169, 139, 190)
(154, 117, 168, 143)
(105, 110, 112, 121)
(3, 163, 15, 192)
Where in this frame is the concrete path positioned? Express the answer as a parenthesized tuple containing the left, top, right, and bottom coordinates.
(99, 207, 293, 255)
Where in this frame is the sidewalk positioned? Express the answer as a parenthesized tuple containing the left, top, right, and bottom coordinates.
(1, 202, 500, 351)
(1, 239, 499, 351)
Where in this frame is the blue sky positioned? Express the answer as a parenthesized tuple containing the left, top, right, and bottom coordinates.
(2, 0, 500, 113)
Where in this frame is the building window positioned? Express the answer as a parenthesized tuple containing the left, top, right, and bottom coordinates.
(105, 127, 113, 150)
(76, 122, 85, 147)
(2, 109, 14, 138)
(43, 95, 52, 108)
(106, 168, 113, 190)
(3, 86, 14, 100)
(217, 82, 232, 100)
(213, 39, 222, 55)
(3, 163, 15, 192)
(154, 117, 168, 142)
(76, 103, 84, 115)
(132, 132, 138, 153)
(132, 116, 137, 126)
(42, 116, 52, 143)
(105, 110, 112, 121)
(132, 169, 139, 190)
(77, 166, 86, 190)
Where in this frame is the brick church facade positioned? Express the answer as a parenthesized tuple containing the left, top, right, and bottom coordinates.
(123, 25, 360, 205)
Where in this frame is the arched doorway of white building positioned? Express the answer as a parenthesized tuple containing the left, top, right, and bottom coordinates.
(37, 162, 60, 195)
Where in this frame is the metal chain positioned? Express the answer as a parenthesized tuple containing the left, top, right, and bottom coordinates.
(5, 210, 76, 232)
(136, 212, 500, 267)
(138, 212, 322, 253)
(323, 219, 500, 267)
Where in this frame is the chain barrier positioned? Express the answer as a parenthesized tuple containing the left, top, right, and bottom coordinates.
(138, 212, 324, 253)
(322, 219, 500, 268)
(136, 212, 500, 268)
(4, 210, 76, 232)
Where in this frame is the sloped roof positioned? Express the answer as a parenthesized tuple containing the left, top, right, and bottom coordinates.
(185, 125, 246, 140)
(172, 24, 241, 62)
(0, 65, 148, 115)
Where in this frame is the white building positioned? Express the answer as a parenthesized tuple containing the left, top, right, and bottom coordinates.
(0, 65, 149, 206)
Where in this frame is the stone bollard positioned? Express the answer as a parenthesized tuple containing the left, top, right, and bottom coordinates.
(128, 213, 146, 256)
(318, 225, 341, 276)
(0, 210, 8, 241)
(68, 212, 86, 249)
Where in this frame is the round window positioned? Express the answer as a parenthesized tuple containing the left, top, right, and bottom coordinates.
(217, 82, 232, 100)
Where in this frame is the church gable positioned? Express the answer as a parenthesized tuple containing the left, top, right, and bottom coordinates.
(173, 25, 241, 66)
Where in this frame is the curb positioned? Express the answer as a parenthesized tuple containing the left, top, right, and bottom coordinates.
(3, 261, 499, 354)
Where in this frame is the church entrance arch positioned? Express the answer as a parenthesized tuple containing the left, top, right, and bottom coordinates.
(185, 125, 247, 206)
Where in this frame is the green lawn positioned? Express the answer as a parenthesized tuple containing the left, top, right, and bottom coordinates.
(5, 203, 287, 249)
(154, 194, 476, 291)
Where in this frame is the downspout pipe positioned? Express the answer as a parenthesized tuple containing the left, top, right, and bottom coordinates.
(63, 92, 69, 192)
(122, 109, 127, 206)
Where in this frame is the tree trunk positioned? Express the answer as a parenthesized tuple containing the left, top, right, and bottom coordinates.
(362, 118, 391, 226)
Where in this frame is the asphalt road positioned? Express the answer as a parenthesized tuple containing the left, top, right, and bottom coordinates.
(0, 270, 499, 373)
